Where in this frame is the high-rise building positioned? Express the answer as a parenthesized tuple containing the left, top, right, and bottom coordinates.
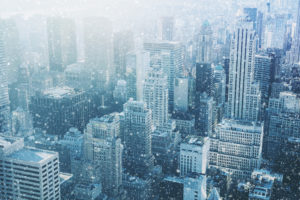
(291, 0, 300, 63)
(84, 17, 113, 85)
(47, 17, 77, 72)
(254, 55, 271, 115)
(160, 17, 174, 41)
(195, 93, 214, 136)
(0, 29, 10, 133)
(144, 41, 183, 111)
(0, 135, 60, 200)
(83, 114, 123, 197)
(180, 135, 210, 176)
(174, 76, 195, 112)
(227, 16, 261, 122)
(114, 31, 134, 80)
(209, 120, 264, 180)
(123, 99, 154, 177)
(195, 63, 213, 97)
(143, 67, 169, 127)
(194, 21, 213, 63)
(30, 87, 90, 136)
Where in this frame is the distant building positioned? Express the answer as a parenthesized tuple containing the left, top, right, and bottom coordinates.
(47, 17, 77, 72)
(160, 17, 174, 41)
(0, 135, 60, 200)
(194, 21, 213, 63)
(171, 111, 195, 138)
(0, 29, 10, 133)
(113, 80, 128, 104)
(59, 127, 83, 158)
(174, 76, 195, 112)
(143, 67, 169, 127)
(144, 41, 183, 111)
(180, 135, 210, 176)
(123, 174, 152, 200)
(210, 120, 264, 180)
(30, 86, 90, 136)
(196, 63, 213, 97)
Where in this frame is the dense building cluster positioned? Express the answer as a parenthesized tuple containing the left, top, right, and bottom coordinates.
(0, 0, 300, 199)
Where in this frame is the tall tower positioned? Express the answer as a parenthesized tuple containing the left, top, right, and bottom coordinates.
(84, 17, 113, 85)
(83, 114, 123, 197)
(160, 17, 174, 41)
(123, 99, 154, 177)
(143, 67, 169, 127)
(0, 29, 10, 133)
(144, 41, 183, 112)
(47, 17, 77, 72)
(227, 15, 260, 122)
(291, 0, 300, 63)
(194, 21, 213, 63)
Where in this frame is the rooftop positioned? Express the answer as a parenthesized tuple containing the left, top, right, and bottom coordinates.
(7, 147, 57, 163)
(43, 86, 78, 99)
(182, 135, 208, 146)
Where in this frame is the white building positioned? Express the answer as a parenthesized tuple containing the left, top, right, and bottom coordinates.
(0, 135, 60, 200)
(180, 135, 210, 176)
(183, 173, 207, 200)
(210, 119, 264, 180)
(143, 67, 169, 127)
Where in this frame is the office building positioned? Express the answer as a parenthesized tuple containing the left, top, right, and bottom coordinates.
(160, 17, 174, 41)
(59, 127, 83, 158)
(291, 0, 300, 63)
(0, 135, 60, 200)
(47, 17, 77, 72)
(0, 29, 10, 133)
(143, 67, 169, 127)
(210, 120, 264, 180)
(114, 31, 134, 79)
(113, 79, 128, 104)
(227, 15, 261, 122)
(195, 93, 214, 136)
(84, 17, 113, 84)
(144, 41, 183, 111)
(196, 63, 213, 97)
(123, 99, 154, 177)
(194, 21, 213, 63)
(30, 86, 90, 136)
(171, 111, 195, 138)
(83, 113, 123, 197)
(180, 135, 210, 176)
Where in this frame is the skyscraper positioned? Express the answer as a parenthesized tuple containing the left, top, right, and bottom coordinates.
(160, 17, 174, 41)
(83, 114, 123, 197)
(195, 93, 214, 136)
(123, 99, 154, 177)
(227, 16, 260, 122)
(47, 17, 77, 72)
(143, 67, 169, 127)
(0, 29, 10, 133)
(291, 0, 300, 63)
(113, 31, 134, 80)
(144, 41, 183, 111)
(84, 17, 113, 85)
(0, 135, 60, 199)
(194, 21, 213, 63)
(195, 63, 213, 97)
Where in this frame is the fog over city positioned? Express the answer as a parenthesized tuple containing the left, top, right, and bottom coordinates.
(0, 0, 300, 199)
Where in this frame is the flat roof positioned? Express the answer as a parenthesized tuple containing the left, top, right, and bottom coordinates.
(182, 135, 208, 146)
(43, 86, 77, 99)
(7, 148, 57, 163)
